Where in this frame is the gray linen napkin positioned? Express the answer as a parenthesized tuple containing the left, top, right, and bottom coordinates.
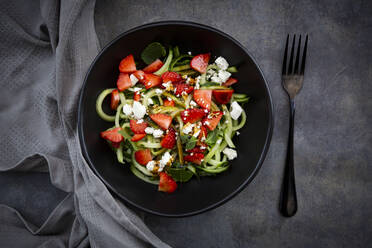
(0, 0, 170, 247)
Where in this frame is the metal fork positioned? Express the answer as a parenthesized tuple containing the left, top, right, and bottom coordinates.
(279, 34, 308, 217)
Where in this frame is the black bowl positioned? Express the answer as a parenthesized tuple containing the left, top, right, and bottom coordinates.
(78, 21, 273, 217)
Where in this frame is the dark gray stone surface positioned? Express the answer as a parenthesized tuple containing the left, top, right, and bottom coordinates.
(94, 0, 372, 247)
(1, 0, 371, 247)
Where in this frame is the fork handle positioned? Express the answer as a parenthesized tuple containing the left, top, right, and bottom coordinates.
(279, 99, 298, 217)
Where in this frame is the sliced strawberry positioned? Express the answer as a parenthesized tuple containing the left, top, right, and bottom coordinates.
(158, 172, 177, 193)
(110, 89, 120, 110)
(161, 128, 176, 149)
(131, 133, 146, 142)
(193, 89, 212, 110)
(150, 114, 172, 130)
(133, 91, 141, 101)
(143, 73, 162, 89)
(213, 89, 234, 104)
(119, 54, 136, 73)
(133, 70, 145, 83)
(190, 53, 210, 73)
(117, 73, 132, 92)
(130, 119, 148, 134)
(199, 125, 208, 140)
(222, 77, 238, 87)
(134, 149, 152, 166)
(186, 146, 205, 154)
(143, 59, 164, 73)
(180, 108, 205, 123)
(184, 152, 204, 165)
(100, 127, 123, 143)
(173, 83, 194, 97)
(163, 98, 175, 107)
(161, 71, 182, 83)
(203, 111, 223, 131)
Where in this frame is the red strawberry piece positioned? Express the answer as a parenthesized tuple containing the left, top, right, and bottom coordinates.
(161, 71, 182, 83)
(212, 89, 234, 104)
(117, 73, 132, 92)
(199, 125, 208, 140)
(150, 114, 172, 130)
(133, 91, 141, 101)
(193, 89, 212, 110)
(143, 59, 164, 73)
(184, 152, 205, 165)
(135, 149, 152, 166)
(202, 111, 223, 131)
(186, 146, 205, 154)
(130, 119, 148, 134)
(131, 133, 146, 142)
(119, 54, 136, 73)
(100, 127, 123, 143)
(180, 108, 205, 123)
(161, 128, 176, 149)
(190, 53, 210, 73)
(173, 83, 194, 97)
(110, 89, 120, 110)
(133, 70, 145, 83)
(222, 77, 238, 87)
(143, 73, 162, 89)
(163, 98, 175, 106)
(158, 172, 177, 193)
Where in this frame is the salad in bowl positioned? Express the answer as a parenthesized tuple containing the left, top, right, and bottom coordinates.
(96, 42, 249, 193)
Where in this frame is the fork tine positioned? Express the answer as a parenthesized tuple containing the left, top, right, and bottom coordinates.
(293, 35, 301, 74)
(287, 35, 296, 74)
(282, 34, 289, 75)
(300, 35, 308, 75)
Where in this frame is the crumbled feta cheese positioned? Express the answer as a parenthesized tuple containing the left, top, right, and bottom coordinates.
(158, 166, 164, 172)
(211, 74, 223, 83)
(195, 76, 201, 89)
(216, 139, 222, 144)
(159, 152, 172, 168)
(215, 56, 229, 70)
(204, 120, 210, 125)
(146, 161, 156, 171)
(218, 70, 231, 82)
(137, 119, 144, 124)
(183, 111, 189, 116)
(167, 97, 172, 101)
(201, 136, 206, 142)
(130, 74, 139, 86)
(193, 129, 201, 137)
(204, 109, 209, 113)
(207, 69, 215, 76)
(236, 131, 240, 136)
(162, 81, 172, 90)
(133, 87, 142, 92)
(132, 101, 147, 119)
(153, 129, 164, 138)
(186, 77, 191, 84)
(190, 100, 197, 107)
(148, 98, 154, 105)
(187, 51, 192, 55)
(223, 147, 237, 160)
(145, 127, 155, 134)
(230, 101, 243, 120)
(182, 123, 194, 135)
(123, 104, 133, 116)
(155, 89, 163, 94)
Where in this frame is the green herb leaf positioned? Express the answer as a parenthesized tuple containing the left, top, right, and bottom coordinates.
(167, 167, 193, 182)
(205, 130, 218, 146)
(141, 42, 166, 64)
(185, 136, 197, 150)
(180, 135, 189, 144)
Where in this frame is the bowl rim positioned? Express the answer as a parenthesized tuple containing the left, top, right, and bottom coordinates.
(78, 20, 274, 217)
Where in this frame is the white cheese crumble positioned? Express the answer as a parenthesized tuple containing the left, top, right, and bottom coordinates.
(132, 101, 147, 119)
(145, 127, 155, 134)
(137, 119, 144, 124)
(182, 123, 194, 135)
(155, 89, 163, 94)
(216, 139, 222, 144)
(218, 70, 231, 82)
(215, 56, 229, 70)
(230, 101, 243, 120)
(130, 74, 139, 86)
(153, 129, 164, 138)
(236, 131, 240, 136)
(146, 161, 156, 171)
(162, 81, 172, 89)
(148, 98, 154, 105)
(187, 51, 192, 55)
(211, 74, 223, 84)
(193, 129, 201, 137)
(190, 100, 197, 107)
(223, 147, 237, 160)
(122, 104, 133, 116)
(132, 87, 142, 92)
(195, 76, 201, 89)
(159, 152, 172, 168)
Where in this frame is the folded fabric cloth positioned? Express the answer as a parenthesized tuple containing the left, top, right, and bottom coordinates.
(0, 0, 170, 247)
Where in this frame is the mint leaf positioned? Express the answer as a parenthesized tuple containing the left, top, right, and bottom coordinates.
(205, 130, 218, 146)
(180, 135, 189, 144)
(167, 168, 193, 182)
(141, 42, 166, 64)
(185, 136, 197, 150)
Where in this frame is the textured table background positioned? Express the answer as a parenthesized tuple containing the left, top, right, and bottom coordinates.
(2, 0, 372, 247)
